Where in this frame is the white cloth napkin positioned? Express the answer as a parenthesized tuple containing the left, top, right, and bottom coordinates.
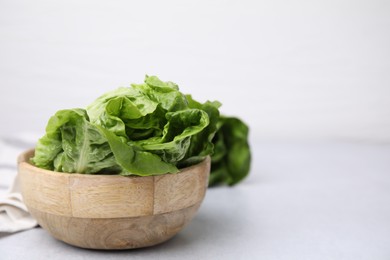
(0, 134, 40, 233)
(0, 172, 38, 232)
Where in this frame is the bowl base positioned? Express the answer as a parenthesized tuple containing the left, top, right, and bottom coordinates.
(29, 203, 201, 250)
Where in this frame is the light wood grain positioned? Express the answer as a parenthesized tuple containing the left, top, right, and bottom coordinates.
(29, 203, 202, 249)
(18, 149, 210, 249)
(18, 155, 72, 216)
(69, 176, 154, 218)
(154, 159, 209, 214)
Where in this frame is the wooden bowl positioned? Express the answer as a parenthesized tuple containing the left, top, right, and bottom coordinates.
(18, 149, 210, 250)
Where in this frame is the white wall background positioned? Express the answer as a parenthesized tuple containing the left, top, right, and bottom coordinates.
(0, 0, 389, 142)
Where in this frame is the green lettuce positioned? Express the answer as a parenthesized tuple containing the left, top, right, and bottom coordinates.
(32, 109, 120, 174)
(209, 117, 251, 186)
(32, 75, 251, 186)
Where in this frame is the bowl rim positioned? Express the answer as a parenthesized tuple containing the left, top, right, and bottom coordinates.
(18, 148, 210, 179)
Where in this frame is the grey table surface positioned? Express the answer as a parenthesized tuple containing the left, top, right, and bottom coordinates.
(1, 141, 390, 260)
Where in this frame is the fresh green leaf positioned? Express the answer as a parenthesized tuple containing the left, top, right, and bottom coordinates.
(97, 126, 178, 176)
(178, 95, 221, 167)
(86, 87, 159, 138)
(32, 75, 251, 186)
(32, 109, 119, 174)
(209, 116, 251, 186)
(135, 109, 210, 164)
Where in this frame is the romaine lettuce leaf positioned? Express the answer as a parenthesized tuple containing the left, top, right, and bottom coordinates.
(135, 109, 210, 164)
(86, 87, 159, 138)
(31, 75, 251, 185)
(209, 116, 251, 186)
(177, 95, 221, 168)
(32, 109, 119, 174)
(97, 126, 178, 175)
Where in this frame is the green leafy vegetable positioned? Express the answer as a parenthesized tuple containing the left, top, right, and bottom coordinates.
(32, 75, 251, 186)
(97, 126, 178, 176)
(209, 117, 251, 186)
(179, 95, 221, 168)
(32, 109, 119, 174)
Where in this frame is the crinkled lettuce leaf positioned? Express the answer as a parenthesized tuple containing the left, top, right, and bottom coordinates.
(32, 76, 221, 176)
(209, 116, 251, 186)
(32, 75, 251, 184)
(135, 109, 210, 164)
(177, 95, 221, 168)
(86, 87, 160, 139)
(97, 126, 179, 176)
(31, 109, 119, 174)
